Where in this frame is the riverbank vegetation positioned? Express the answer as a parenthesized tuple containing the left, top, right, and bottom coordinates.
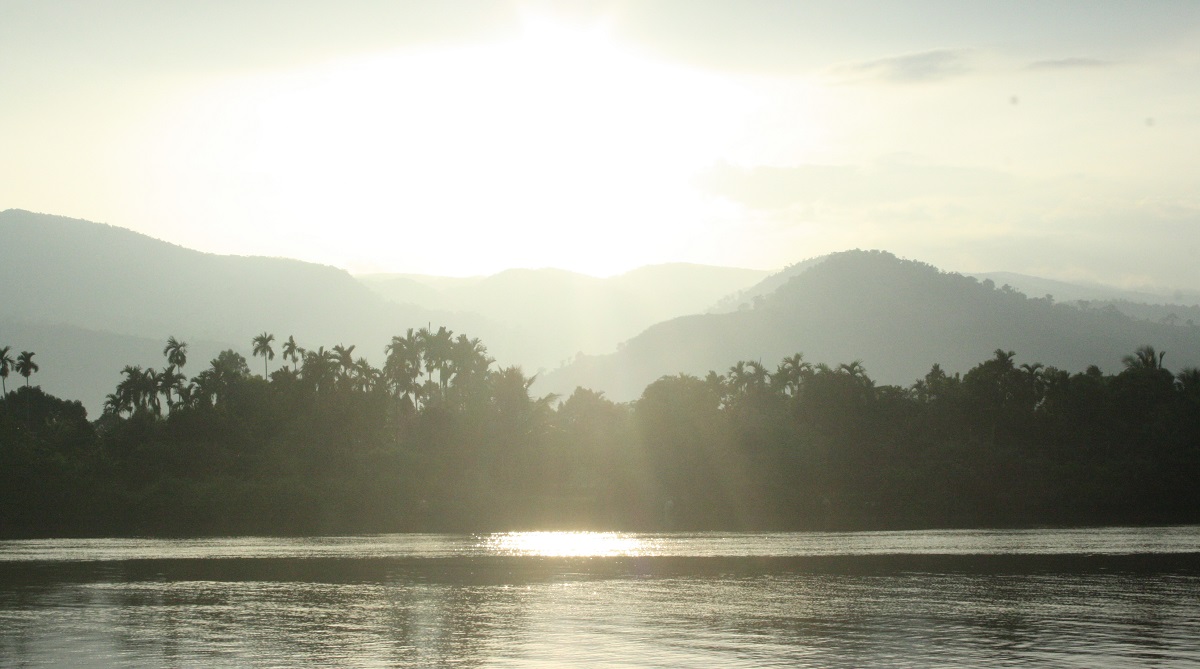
(1, 329, 1197, 537)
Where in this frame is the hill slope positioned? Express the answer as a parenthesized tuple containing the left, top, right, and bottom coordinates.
(358, 263, 768, 371)
(540, 250, 1200, 400)
(0, 209, 489, 414)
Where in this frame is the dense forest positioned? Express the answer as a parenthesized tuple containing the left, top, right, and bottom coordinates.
(1, 329, 1197, 538)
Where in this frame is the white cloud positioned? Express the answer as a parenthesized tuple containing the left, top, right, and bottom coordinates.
(830, 49, 972, 84)
(1026, 57, 1115, 71)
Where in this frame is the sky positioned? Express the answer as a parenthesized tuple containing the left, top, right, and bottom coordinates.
(3, 0, 1199, 287)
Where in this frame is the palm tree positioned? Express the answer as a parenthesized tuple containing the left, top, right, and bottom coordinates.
(159, 365, 187, 412)
(143, 368, 164, 416)
(775, 353, 811, 398)
(352, 357, 380, 392)
(384, 331, 420, 408)
(727, 361, 750, 394)
(836, 360, 875, 407)
(704, 370, 729, 407)
(1177, 367, 1200, 397)
(385, 329, 423, 405)
(419, 326, 454, 391)
(189, 369, 219, 408)
(745, 360, 770, 391)
(116, 365, 150, 414)
(450, 334, 492, 388)
(15, 351, 38, 387)
(330, 344, 356, 388)
(1019, 362, 1046, 410)
(281, 335, 302, 371)
(0, 346, 13, 395)
(838, 360, 871, 384)
(300, 346, 337, 394)
(490, 365, 539, 410)
(252, 332, 276, 377)
(1123, 345, 1165, 370)
(103, 392, 131, 417)
(163, 336, 188, 369)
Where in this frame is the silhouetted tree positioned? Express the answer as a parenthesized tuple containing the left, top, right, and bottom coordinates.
(963, 349, 1023, 445)
(113, 365, 152, 416)
(252, 332, 276, 377)
(143, 367, 163, 416)
(15, 351, 38, 387)
(6, 327, 1200, 539)
(1177, 367, 1200, 396)
(450, 334, 492, 390)
(159, 365, 186, 412)
(774, 353, 812, 398)
(351, 357, 380, 393)
(331, 344, 356, 387)
(420, 326, 455, 393)
(191, 349, 251, 406)
(163, 336, 188, 369)
(0, 346, 12, 395)
(385, 329, 423, 408)
(281, 335, 302, 371)
(300, 346, 337, 394)
(1123, 344, 1166, 371)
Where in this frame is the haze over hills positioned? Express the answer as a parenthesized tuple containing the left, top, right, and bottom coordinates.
(971, 272, 1200, 309)
(358, 263, 768, 371)
(0, 209, 488, 415)
(540, 250, 1200, 401)
(1, 209, 450, 343)
(706, 257, 827, 314)
(0, 209, 764, 414)
(969, 272, 1200, 327)
(6, 208, 1200, 416)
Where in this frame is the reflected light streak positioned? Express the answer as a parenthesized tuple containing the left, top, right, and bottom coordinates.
(483, 531, 650, 557)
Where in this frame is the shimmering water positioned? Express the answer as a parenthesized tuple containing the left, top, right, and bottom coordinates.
(1, 528, 1198, 667)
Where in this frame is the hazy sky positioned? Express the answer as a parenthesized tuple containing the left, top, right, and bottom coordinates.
(4, 1, 1199, 286)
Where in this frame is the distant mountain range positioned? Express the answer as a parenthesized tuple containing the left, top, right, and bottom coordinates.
(358, 263, 768, 371)
(539, 250, 1200, 400)
(1, 209, 470, 415)
(970, 271, 1200, 307)
(3, 209, 1198, 414)
(0, 210, 761, 414)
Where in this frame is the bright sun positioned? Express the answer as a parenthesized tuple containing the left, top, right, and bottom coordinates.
(139, 15, 756, 276)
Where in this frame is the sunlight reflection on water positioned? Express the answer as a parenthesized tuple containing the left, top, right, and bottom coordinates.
(2, 526, 1199, 563)
(1, 530, 1198, 667)
(482, 531, 656, 557)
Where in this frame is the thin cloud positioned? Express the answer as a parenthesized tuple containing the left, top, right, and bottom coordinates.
(831, 49, 971, 84)
(697, 161, 1019, 210)
(1027, 57, 1114, 71)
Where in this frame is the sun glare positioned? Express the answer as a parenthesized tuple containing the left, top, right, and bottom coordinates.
(484, 531, 651, 557)
(137, 14, 757, 276)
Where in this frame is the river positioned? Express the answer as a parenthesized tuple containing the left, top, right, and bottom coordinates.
(2, 527, 1198, 667)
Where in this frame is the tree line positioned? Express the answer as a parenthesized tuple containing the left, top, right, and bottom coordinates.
(1, 329, 1197, 537)
(0, 347, 38, 394)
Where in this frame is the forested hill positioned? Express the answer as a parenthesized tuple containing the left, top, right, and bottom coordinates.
(0, 209, 493, 414)
(541, 250, 1200, 400)
(1, 209, 767, 413)
(0, 209, 449, 343)
(6, 209, 1198, 414)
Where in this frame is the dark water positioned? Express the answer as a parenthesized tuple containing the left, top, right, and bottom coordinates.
(1, 528, 1198, 667)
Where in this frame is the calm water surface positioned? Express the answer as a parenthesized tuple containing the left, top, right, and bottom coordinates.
(1, 527, 1198, 667)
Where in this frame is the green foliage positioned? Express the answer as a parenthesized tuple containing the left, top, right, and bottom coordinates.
(1, 332, 1198, 538)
